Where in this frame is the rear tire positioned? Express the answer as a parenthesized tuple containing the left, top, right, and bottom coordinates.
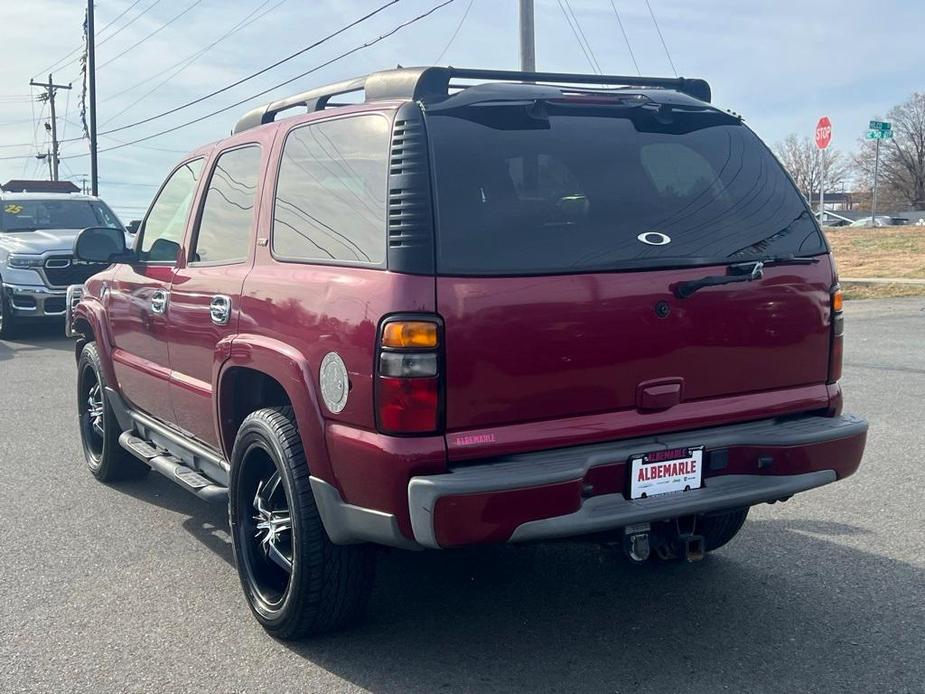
(77, 342, 149, 481)
(700, 507, 749, 552)
(229, 407, 375, 639)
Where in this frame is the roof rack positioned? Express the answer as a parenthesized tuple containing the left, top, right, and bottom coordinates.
(233, 66, 712, 134)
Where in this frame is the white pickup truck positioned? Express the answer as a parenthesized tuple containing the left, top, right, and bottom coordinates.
(0, 180, 125, 338)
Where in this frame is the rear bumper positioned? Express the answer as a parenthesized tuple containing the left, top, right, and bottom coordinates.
(2, 283, 67, 318)
(407, 414, 867, 549)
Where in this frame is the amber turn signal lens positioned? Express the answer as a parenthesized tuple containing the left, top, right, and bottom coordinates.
(381, 321, 438, 348)
(832, 288, 844, 313)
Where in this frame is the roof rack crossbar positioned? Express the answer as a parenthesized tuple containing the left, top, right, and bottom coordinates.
(233, 66, 711, 134)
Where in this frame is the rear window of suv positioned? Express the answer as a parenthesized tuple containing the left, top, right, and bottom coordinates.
(426, 102, 826, 275)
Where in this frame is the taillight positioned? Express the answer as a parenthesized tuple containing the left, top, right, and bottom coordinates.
(375, 316, 442, 435)
(828, 286, 844, 383)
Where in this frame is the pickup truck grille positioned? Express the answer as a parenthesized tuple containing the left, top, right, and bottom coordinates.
(42, 256, 106, 288)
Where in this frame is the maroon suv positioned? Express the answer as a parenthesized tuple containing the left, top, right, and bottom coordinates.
(68, 67, 867, 639)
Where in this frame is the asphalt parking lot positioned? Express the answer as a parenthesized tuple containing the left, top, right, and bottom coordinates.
(1, 298, 923, 694)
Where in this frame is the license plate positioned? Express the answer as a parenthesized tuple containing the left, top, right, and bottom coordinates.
(629, 446, 704, 500)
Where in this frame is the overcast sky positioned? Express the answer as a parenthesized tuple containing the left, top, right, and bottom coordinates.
(0, 0, 921, 219)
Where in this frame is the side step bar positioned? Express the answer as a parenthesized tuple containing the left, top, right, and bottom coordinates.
(119, 432, 228, 503)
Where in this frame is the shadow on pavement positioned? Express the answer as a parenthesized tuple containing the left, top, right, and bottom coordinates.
(114, 472, 234, 568)
(112, 474, 923, 692)
(0, 320, 73, 360)
(293, 522, 922, 692)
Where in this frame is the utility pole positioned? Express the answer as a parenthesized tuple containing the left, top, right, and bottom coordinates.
(35, 152, 53, 180)
(87, 0, 99, 196)
(29, 74, 71, 181)
(519, 0, 535, 72)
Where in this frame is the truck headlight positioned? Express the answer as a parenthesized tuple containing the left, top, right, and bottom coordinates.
(7, 254, 44, 269)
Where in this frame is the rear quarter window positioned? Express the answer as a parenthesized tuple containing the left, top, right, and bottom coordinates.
(272, 114, 390, 266)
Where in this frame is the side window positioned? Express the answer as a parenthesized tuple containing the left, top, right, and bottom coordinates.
(191, 146, 261, 264)
(272, 114, 389, 265)
(139, 159, 204, 263)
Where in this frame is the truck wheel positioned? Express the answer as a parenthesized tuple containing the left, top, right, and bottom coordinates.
(700, 507, 749, 552)
(0, 287, 17, 339)
(229, 407, 374, 639)
(77, 342, 149, 481)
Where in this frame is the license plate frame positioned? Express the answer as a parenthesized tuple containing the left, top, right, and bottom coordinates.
(629, 446, 704, 500)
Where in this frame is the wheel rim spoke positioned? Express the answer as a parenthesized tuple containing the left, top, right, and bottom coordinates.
(263, 471, 282, 505)
(249, 465, 293, 581)
(264, 538, 292, 574)
(82, 373, 105, 450)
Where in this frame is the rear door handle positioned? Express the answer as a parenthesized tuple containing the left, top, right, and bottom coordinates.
(209, 295, 232, 325)
(151, 289, 168, 315)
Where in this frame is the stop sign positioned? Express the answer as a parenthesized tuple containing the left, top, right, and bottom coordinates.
(815, 116, 832, 149)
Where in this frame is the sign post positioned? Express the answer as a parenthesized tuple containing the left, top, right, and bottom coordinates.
(815, 116, 832, 224)
(867, 121, 892, 223)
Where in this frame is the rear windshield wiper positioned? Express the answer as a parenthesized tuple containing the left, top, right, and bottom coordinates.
(673, 256, 819, 299)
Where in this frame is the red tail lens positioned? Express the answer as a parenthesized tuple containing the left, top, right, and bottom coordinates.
(828, 286, 844, 383)
(375, 316, 442, 435)
(376, 377, 439, 433)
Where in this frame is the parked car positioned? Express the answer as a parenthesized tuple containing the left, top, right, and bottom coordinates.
(67, 66, 868, 639)
(0, 180, 124, 338)
(848, 215, 903, 227)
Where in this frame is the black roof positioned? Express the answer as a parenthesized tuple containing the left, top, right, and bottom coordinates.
(1, 179, 80, 194)
(233, 66, 712, 134)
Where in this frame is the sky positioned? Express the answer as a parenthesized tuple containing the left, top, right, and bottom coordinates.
(0, 0, 922, 220)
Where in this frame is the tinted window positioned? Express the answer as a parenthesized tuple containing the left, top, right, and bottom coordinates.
(1, 199, 121, 232)
(140, 159, 204, 263)
(273, 115, 388, 264)
(192, 146, 261, 264)
(427, 105, 826, 275)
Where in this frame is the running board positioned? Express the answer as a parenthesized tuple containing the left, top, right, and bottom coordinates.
(119, 432, 228, 503)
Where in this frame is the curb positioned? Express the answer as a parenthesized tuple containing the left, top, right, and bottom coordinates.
(840, 278, 925, 285)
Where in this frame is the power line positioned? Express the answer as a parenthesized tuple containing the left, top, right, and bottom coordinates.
(434, 0, 474, 63)
(100, 0, 284, 104)
(97, 0, 204, 71)
(96, 0, 166, 48)
(0, 117, 39, 128)
(99, 0, 287, 126)
(643, 0, 677, 76)
(62, 0, 456, 160)
(90, 0, 404, 137)
(562, 0, 603, 74)
(33, 0, 153, 79)
(609, 0, 640, 75)
(554, 0, 599, 73)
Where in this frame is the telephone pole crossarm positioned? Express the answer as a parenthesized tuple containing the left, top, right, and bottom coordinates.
(29, 74, 72, 182)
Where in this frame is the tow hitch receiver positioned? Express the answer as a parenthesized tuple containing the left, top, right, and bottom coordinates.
(623, 516, 705, 562)
(671, 516, 705, 562)
(682, 534, 705, 562)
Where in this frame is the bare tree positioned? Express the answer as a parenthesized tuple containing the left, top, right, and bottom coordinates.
(774, 134, 849, 205)
(853, 92, 925, 210)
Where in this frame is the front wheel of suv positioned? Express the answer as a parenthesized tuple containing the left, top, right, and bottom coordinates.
(229, 407, 375, 639)
(77, 342, 149, 481)
(0, 285, 18, 339)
